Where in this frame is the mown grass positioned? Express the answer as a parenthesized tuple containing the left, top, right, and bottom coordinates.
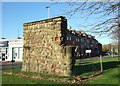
(87, 57, 119, 84)
(88, 67, 119, 84)
(74, 57, 119, 76)
(74, 56, 119, 84)
(2, 56, 120, 84)
(2, 69, 68, 84)
(2, 74, 63, 84)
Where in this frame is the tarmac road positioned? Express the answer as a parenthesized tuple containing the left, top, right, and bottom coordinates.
(1, 55, 118, 70)
(0, 62, 22, 70)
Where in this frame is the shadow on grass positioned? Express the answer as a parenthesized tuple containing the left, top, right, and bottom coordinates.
(73, 61, 120, 76)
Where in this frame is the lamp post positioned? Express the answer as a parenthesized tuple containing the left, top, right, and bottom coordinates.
(46, 6, 50, 18)
(118, 2, 120, 56)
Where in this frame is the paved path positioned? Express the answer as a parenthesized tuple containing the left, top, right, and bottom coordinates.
(0, 62, 22, 70)
(76, 55, 119, 63)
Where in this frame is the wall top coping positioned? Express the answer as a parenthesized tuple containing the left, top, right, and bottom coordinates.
(23, 16, 66, 26)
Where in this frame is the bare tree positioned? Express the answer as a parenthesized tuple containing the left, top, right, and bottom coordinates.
(114, 25, 120, 54)
(53, 1, 120, 53)
(60, 2, 120, 35)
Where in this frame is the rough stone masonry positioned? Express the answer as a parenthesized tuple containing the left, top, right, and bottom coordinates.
(22, 16, 75, 76)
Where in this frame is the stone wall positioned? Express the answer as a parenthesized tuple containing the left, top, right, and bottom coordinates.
(22, 16, 73, 76)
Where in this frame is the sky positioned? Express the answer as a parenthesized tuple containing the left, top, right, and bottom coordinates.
(1, 2, 113, 44)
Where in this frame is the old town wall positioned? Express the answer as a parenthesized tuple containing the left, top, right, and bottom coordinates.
(22, 16, 73, 76)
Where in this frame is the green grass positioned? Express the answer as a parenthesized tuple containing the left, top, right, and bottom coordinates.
(2, 56, 120, 84)
(74, 57, 119, 84)
(2, 74, 63, 84)
(87, 57, 119, 84)
(88, 67, 119, 84)
(2, 69, 68, 84)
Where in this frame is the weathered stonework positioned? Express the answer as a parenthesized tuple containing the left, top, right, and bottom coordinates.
(22, 16, 73, 76)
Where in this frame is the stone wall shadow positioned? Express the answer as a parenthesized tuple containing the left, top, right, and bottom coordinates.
(73, 61, 120, 76)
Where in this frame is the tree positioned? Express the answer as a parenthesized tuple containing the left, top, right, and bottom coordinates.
(61, 2, 119, 34)
(53, 1, 120, 54)
(102, 44, 110, 52)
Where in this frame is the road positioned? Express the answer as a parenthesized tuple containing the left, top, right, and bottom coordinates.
(0, 62, 22, 70)
(1, 55, 119, 70)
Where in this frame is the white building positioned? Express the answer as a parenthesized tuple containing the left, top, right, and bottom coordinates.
(0, 38, 8, 61)
(0, 38, 23, 62)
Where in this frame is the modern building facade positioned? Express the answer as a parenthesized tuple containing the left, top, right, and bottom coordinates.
(0, 38, 23, 61)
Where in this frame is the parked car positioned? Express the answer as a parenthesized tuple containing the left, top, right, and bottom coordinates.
(101, 51, 109, 56)
(106, 51, 112, 55)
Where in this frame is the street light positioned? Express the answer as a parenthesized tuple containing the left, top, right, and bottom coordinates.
(46, 6, 50, 18)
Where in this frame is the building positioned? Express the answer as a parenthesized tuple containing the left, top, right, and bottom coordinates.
(64, 29, 102, 58)
(0, 38, 8, 61)
(0, 38, 23, 61)
(102, 44, 118, 54)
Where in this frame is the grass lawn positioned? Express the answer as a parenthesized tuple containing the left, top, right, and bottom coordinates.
(2, 74, 63, 84)
(87, 57, 119, 84)
(2, 56, 120, 84)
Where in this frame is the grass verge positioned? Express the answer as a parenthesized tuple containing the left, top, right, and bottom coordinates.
(2, 56, 120, 84)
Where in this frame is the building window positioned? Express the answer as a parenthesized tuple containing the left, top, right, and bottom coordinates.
(15, 53, 17, 56)
(12, 48, 18, 60)
(76, 38, 77, 42)
(73, 41, 75, 44)
(18, 48, 20, 59)
(6, 48, 8, 54)
(6, 56, 7, 59)
(81, 38, 83, 42)
(87, 40, 89, 43)
(67, 37, 69, 40)
(69, 37, 71, 40)
(81, 45, 83, 49)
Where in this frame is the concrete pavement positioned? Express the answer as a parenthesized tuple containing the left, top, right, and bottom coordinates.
(0, 61, 22, 70)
